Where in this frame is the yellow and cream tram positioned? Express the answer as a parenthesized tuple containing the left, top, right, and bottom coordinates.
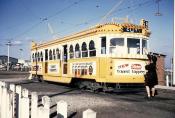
(30, 19, 150, 90)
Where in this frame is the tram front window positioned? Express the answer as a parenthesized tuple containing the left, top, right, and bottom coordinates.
(109, 38, 124, 54)
(142, 39, 148, 54)
(127, 38, 140, 54)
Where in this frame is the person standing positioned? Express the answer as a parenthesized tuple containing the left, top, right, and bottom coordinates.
(144, 54, 158, 98)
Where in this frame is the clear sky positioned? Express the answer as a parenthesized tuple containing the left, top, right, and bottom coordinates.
(0, 0, 173, 68)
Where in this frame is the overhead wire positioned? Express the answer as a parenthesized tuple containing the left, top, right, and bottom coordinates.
(55, 0, 155, 36)
(6, 0, 84, 41)
(6, 0, 155, 42)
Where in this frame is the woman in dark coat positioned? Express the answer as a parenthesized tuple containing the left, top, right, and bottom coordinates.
(144, 54, 158, 98)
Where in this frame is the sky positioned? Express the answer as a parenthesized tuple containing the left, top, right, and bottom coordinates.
(0, 0, 173, 68)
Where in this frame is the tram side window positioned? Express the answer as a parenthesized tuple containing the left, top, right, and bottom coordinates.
(109, 38, 124, 54)
(56, 48, 60, 59)
(75, 44, 81, 58)
(49, 50, 52, 60)
(89, 40, 96, 57)
(32, 53, 35, 62)
(35, 53, 37, 62)
(127, 38, 140, 54)
(82, 42, 88, 57)
(45, 49, 48, 61)
(101, 37, 106, 54)
(142, 39, 147, 54)
(40, 52, 43, 61)
(38, 52, 40, 62)
(53, 49, 56, 60)
(69, 45, 74, 59)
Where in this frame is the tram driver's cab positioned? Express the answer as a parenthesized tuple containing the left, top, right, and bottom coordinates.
(106, 37, 148, 57)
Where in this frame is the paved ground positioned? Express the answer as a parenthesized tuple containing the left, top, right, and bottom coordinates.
(0, 71, 175, 118)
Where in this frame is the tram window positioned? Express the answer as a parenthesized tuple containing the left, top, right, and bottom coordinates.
(35, 53, 37, 62)
(89, 40, 96, 57)
(49, 50, 52, 60)
(127, 38, 140, 54)
(53, 49, 56, 60)
(75, 44, 81, 58)
(69, 45, 74, 59)
(101, 37, 106, 54)
(142, 39, 147, 54)
(63, 45, 68, 62)
(38, 52, 40, 62)
(32, 53, 34, 62)
(82, 42, 88, 57)
(45, 49, 48, 61)
(109, 38, 124, 53)
(56, 48, 60, 59)
(40, 52, 43, 61)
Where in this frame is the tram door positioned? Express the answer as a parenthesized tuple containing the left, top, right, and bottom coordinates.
(62, 45, 68, 75)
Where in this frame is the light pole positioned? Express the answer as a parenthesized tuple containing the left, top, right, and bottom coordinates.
(6, 41, 12, 71)
(173, 0, 175, 86)
(19, 49, 23, 59)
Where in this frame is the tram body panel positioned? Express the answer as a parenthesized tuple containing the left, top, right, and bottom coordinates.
(30, 19, 150, 86)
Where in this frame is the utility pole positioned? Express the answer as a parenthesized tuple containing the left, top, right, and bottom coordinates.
(173, 0, 175, 86)
(155, 0, 162, 16)
(19, 49, 23, 59)
(6, 41, 12, 71)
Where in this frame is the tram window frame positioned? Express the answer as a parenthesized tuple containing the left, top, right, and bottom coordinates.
(56, 48, 60, 60)
(45, 49, 48, 61)
(142, 39, 148, 54)
(35, 52, 37, 62)
(89, 40, 96, 57)
(49, 49, 52, 60)
(101, 37, 106, 54)
(69, 45, 74, 59)
(40, 52, 43, 62)
(32, 53, 35, 62)
(109, 38, 124, 54)
(37, 52, 40, 62)
(82, 42, 88, 57)
(75, 43, 81, 58)
(53, 49, 56, 60)
(127, 38, 140, 54)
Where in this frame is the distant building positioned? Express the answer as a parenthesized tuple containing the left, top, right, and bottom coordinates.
(0, 55, 18, 65)
(150, 52, 166, 86)
(18, 59, 31, 67)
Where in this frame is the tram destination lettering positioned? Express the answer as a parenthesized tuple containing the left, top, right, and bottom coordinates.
(122, 27, 142, 33)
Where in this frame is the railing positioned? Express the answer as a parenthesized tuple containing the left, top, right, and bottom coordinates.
(0, 81, 96, 118)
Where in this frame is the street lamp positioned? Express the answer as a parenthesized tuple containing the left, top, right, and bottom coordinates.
(19, 48, 23, 59)
(6, 41, 12, 71)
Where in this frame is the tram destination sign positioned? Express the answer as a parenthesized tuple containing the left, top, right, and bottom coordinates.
(122, 27, 142, 33)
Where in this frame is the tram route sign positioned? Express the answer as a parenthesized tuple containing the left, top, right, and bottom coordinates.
(122, 27, 142, 33)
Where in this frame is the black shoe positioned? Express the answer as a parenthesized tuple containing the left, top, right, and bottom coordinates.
(144, 96, 151, 100)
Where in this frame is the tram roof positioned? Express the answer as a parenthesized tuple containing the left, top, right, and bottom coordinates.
(31, 19, 151, 49)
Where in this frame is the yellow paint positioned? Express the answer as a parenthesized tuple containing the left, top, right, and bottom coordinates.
(31, 19, 150, 50)
(31, 19, 149, 84)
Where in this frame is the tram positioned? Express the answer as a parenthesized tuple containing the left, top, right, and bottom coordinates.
(30, 19, 151, 90)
